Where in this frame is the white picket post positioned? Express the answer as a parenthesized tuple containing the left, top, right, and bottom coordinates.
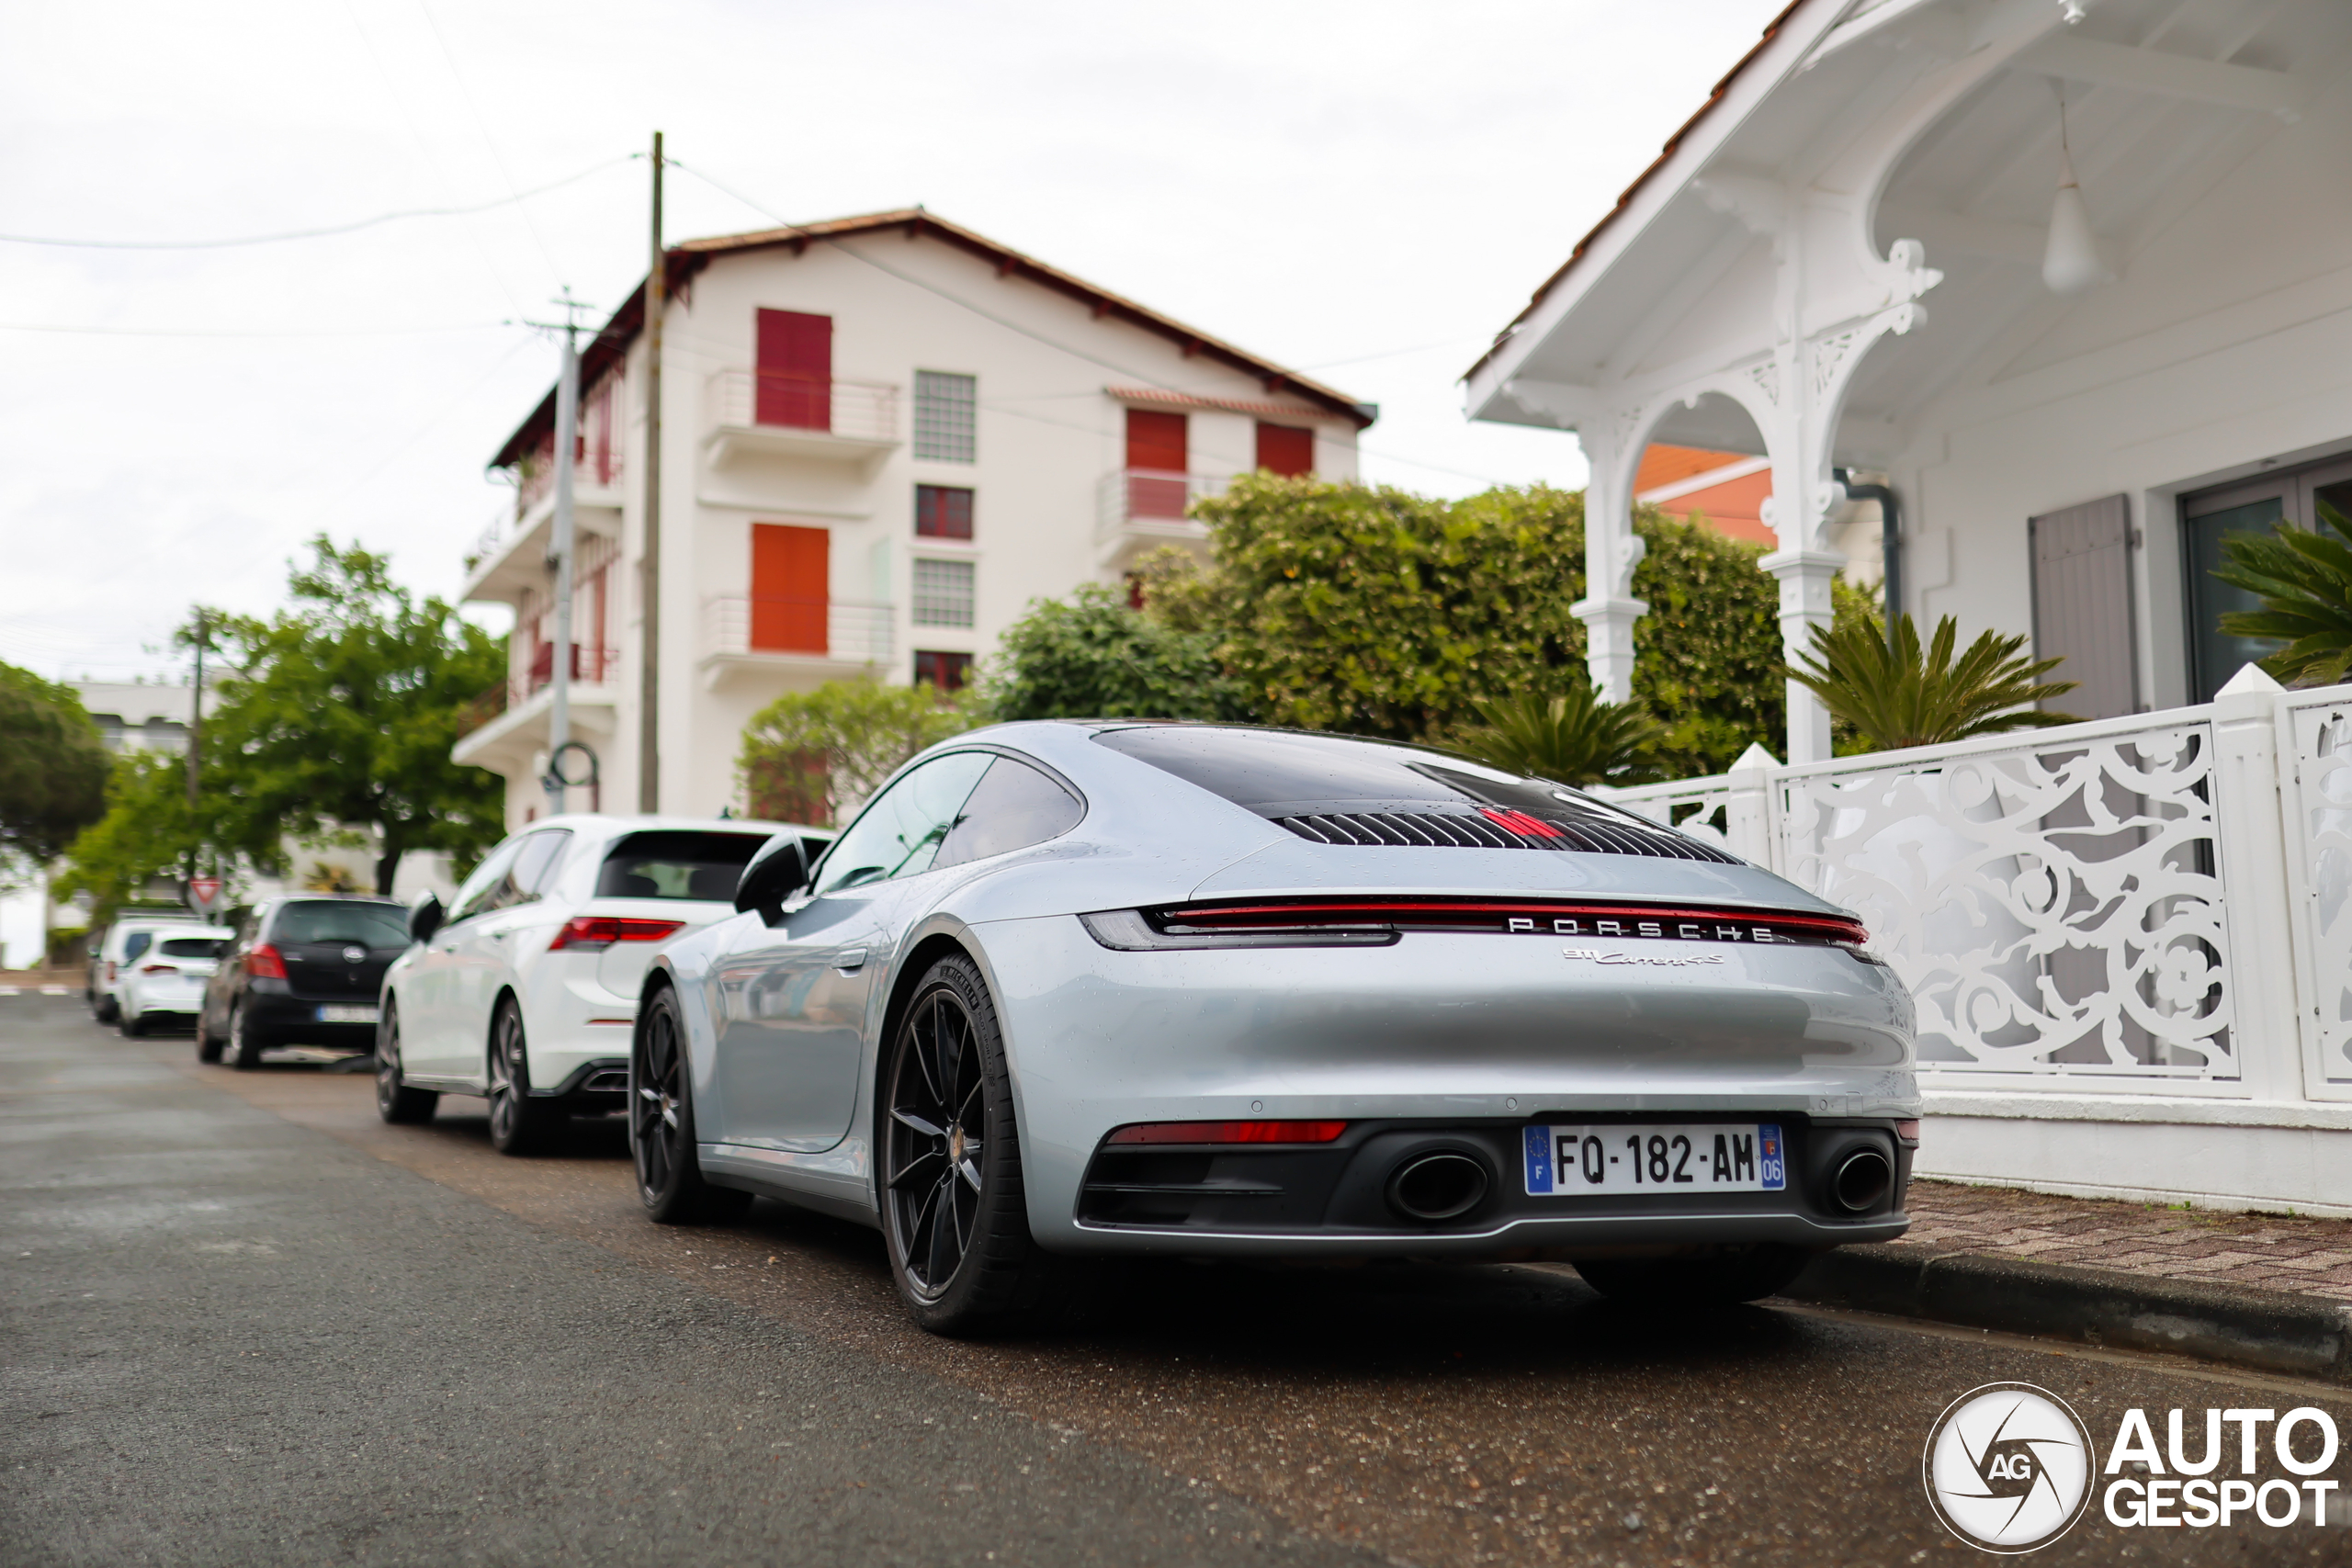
(2210, 664, 2300, 1101)
(1725, 743, 1780, 870)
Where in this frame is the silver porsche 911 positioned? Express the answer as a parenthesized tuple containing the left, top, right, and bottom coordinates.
(632, 722, 1919, 1334)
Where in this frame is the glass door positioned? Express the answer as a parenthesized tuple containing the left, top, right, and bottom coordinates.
(2182, 480, 2289, 705)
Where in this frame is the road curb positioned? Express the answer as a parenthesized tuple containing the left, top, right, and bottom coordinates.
(1782, 1243, 2352, 1383)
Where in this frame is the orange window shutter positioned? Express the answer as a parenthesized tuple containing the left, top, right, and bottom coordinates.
(1254, 422, 1314, 477)
(750, 524, 830, 654)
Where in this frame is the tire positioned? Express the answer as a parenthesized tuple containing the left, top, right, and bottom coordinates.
(119, 1008, 146, 1038)
(486, 998, 565, 1156)
(374, 1000, 438, 1125)
(630, 987, 751, 1224)
(1572, 1243, 1815, 1309)
(880, 953, 1091, 1337)
(96, 994, 119, 1024)
(196, 1010, 224, 1064)
(227, 999, 269, 1070)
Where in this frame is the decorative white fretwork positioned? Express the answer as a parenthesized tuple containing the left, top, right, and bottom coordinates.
(1744, 358, 1781, 410)
(1808, 328, 1862, 402)
(1777, 724, 2234, 1079)
(2285, 700, 2352, 1090)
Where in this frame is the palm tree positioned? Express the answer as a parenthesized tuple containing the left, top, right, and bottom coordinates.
(2215, 496, 2352, 685)
(1453, 682, 1663, 785)
(1791, 614, 2079, 753)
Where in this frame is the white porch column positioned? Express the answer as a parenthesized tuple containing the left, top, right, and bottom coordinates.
(1758, 540, 1842, 764)
(1570, 412, 1646, 704)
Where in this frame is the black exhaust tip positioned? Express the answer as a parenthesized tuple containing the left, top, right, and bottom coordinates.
(1386, 1152, 1489, 1222)
(1832, 1147, 1893, 1213)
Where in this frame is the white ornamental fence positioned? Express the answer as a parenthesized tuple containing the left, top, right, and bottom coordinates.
(1596, 668, 2352, 1126)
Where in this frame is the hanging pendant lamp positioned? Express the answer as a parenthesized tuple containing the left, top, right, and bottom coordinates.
(2041, 95, 2111, 295)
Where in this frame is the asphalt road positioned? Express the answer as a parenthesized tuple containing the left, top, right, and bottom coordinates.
(6, 990, 2350, 1567)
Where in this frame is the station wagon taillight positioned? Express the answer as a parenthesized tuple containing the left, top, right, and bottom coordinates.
(141, 964, 176, 975)
(549, 917, 684, 952)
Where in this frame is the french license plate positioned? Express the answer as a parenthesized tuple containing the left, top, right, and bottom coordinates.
(316, 1004, 379, 1025)
(1524, 1122, 1785, 1196)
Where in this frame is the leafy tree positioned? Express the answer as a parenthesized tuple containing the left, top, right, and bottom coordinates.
(1451, 682, 1665, 785)
(977, 581, 1250, 723)
(1180, 476, 1787, 774)
(0, 662, 109, 884)
(1791, 612, 2079, 753)
(201, 537, 506, 894)
(2215, 495, 2352, 685)
(739, 676, 978, 827)
(50, 750, 217, 919)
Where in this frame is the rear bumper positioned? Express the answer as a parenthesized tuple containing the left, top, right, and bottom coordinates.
(1069, 1115, 1913, 1258)
(242, 989, 379, 1048)
(534, 1057, 630, 1111)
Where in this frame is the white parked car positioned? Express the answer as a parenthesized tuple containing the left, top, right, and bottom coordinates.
(89, 916, 218, 1026)
(117, 928, 234, 1035)
(377, 814, 827, 1153)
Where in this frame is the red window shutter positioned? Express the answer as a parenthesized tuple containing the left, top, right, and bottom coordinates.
(754, 310, 832, 430)
(1255, 422, 1314, 478)
(1125, 409, 1187, 473)
(915, 485, 975, 539)
(749, 524, 830, 653)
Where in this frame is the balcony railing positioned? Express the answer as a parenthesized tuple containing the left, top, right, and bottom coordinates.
(457, 643, 620, 736)
(515, 446, 626, 517)
(700, 596, 894, 665)
(1096, 468, 1229, 537)
(704, 370, 900, 444)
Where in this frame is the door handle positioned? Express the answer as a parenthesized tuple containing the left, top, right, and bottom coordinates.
(835, 948, 867, 973)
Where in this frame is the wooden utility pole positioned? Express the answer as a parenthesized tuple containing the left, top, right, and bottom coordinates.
(638, 130, 665, 812)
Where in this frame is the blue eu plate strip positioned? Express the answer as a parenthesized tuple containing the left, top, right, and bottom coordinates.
(1523, 1123, 1552, 1195)
(1759, 1123, 1785, 1190)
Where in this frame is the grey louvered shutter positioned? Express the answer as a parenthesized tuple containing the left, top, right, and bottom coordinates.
(2030, 494, 2136, 718)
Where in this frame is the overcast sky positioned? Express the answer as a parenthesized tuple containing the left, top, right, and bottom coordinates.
(1, 0, 1784, 685)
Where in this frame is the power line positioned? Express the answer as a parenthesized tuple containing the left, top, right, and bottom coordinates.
(0, 156, 634, 251)
(0, 321, 512, 339)
(411, 0, 568, 289)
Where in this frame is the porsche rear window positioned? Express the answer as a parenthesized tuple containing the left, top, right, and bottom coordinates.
(596, 830, 771, 901)
(1089, 725, 1646, 825)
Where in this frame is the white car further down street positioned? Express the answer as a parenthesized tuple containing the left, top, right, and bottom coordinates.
(376, 814, 827, 1153)
(117, 927, 233, 1035)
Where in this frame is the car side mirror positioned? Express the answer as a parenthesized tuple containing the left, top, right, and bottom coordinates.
(735, 836, 810, 923)
(409, 894, 445, 944)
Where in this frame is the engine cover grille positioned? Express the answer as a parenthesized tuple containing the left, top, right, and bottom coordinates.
(1272, 808, 1740, 863)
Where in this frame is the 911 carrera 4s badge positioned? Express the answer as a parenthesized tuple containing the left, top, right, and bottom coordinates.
(1560, 947, 1726, 967)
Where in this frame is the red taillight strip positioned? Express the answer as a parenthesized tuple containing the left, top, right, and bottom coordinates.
(549, 917, 686, 951)
(1165, 899, 1867, 943)
(1105, 1120, 1351, 1145)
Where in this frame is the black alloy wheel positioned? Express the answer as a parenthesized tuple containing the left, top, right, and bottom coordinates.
(486, 999, 563, 1156)
(227, 998, 268, 1070)
(630, 987, 749, 1224)
(374, 1000, 438, 1125)
(881, 953, 1091, 1336)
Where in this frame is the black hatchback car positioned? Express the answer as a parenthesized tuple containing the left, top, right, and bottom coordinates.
(198, 895, 412, 1068)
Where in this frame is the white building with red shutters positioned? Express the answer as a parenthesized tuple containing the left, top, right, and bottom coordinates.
(452, 209, 1372, 829)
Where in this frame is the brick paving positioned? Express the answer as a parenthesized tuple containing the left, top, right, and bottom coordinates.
(1903, 1179, 2352, 1304)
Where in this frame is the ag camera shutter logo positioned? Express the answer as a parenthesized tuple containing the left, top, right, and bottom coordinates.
(1923, 1382, 2094, 1552)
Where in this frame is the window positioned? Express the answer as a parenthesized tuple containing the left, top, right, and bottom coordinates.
(911, 558, 975, 627)
(913, 371, 976, 462)
(1255, 421, 1314, 478)
(934, 758, 1084, 870)
(595, 830, 773, 901)
(1125, 408, 1187, 473)
(751, 523, 830, 653)
(447, 838, 526, 926)
(810, 751, 996, 896)
(915, 484, 975, 539)
(160, 936, 231, 960)
(913, 650, 974, 691)
(273, 901, 413, 948)
(754, 309, 831, 429)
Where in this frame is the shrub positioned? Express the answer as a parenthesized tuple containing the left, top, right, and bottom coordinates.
(1791, 613, 2079, 752)
(976, 581, 1249, 723)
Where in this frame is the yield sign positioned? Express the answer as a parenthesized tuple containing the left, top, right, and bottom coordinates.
(188, 875, 223, 911)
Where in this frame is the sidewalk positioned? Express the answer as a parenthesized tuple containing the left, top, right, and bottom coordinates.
(1904, 1179, 2352, 1305)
